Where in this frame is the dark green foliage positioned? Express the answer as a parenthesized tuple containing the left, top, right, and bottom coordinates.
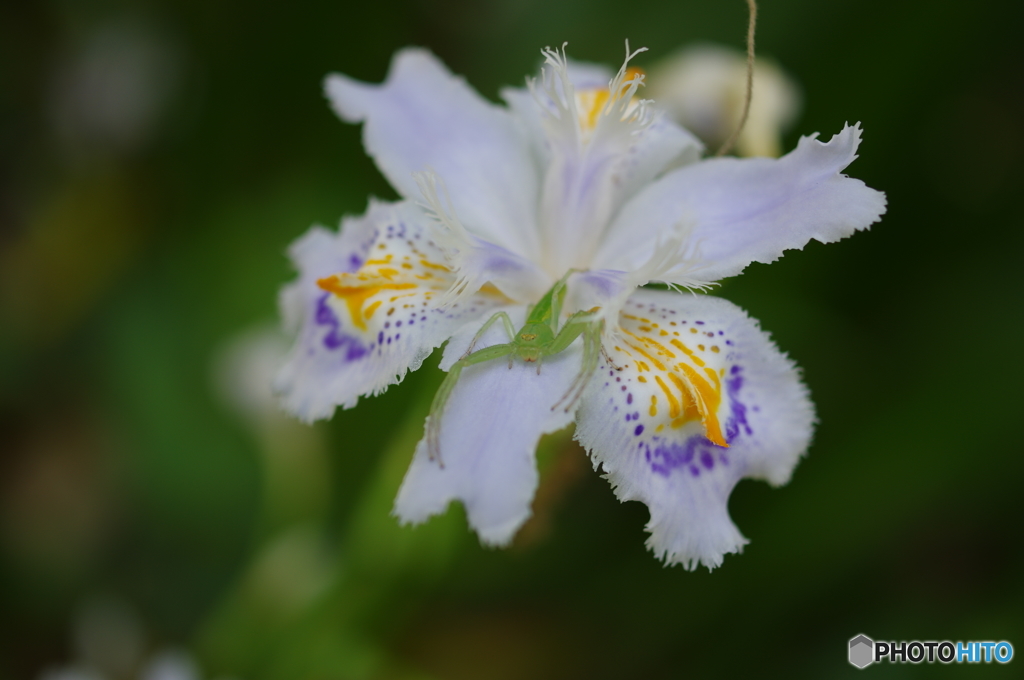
(1, 1, 1022, 678)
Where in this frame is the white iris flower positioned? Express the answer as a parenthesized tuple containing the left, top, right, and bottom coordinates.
(275, 44, 886, 569)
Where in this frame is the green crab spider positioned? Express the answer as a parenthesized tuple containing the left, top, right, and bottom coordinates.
(427, 270, 605, 466)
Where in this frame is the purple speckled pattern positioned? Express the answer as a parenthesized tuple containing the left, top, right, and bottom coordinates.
(641, 433, 732, 478)
(343, 227, 378, 273)
(724, 364, 753, 441)
(304, 217, 449, 363)
(315, 293, 368, 361)
(291, 206, 510, 394)
(585, 295, 761, 480)
(278, 200, 518, 424)
(634, 361, 752, 479)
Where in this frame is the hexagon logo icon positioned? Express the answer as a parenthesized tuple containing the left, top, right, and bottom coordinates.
(849, 634, 874, 668)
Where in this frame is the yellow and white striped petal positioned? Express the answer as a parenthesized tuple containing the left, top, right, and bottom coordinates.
(275, 199, 507, 421)
(575, 289, 814, 569)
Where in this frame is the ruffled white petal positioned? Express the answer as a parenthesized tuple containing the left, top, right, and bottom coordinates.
(594, 124, 887, 280)
(413, 170, 553, 305)
(448, 235, 551, 304)
(325, 49, 541, 260)
(274, 200, 504, 421)
(574, 289, 814, 569)
(537, 108, 704, 274)
(502, 50, 703, 277)
(565, 59, 614, 90)
(562, 269, 631, 321)
(614, 111, 704, 207)
(499, 58, 612, 165)
(394, 306, 581, 545)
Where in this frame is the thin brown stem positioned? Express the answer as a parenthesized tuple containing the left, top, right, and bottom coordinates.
(716, 0, 758, 157)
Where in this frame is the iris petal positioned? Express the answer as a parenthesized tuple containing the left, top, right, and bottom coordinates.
(275, 200, 505, 421)
(575, 289, 814, 569)
(325, 49, 542, 260)
(596, 123, 886, 281)
(394, 306, 581, 545)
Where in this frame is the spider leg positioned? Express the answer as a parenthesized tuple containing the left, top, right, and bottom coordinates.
(427, 342, 514, 466)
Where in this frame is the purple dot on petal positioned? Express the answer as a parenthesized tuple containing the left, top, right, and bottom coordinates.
(634, 424, 644, 436)
(627, 393, 633, 404)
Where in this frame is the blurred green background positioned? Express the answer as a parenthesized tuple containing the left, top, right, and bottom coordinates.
(2, 0, 1022, 678)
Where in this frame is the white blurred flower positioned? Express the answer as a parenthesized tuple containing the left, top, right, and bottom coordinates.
(36, 598, 231, 680)
(49, 17, 183, 158)
(213, 325, 295, 429)
(139, 650, 199, 680)
(648, 43, 802, 157)
(212, 325, 329, 524)
(72, 597, 145, 679)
